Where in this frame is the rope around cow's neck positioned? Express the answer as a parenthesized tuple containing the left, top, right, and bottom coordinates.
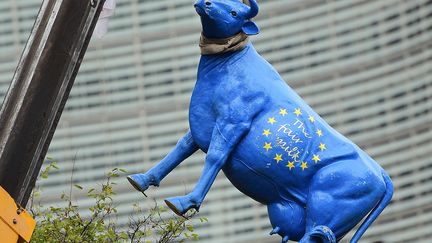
(199, 32, 249, 55)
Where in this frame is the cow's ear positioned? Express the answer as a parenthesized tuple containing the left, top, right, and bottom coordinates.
(242, 21, 259, 35)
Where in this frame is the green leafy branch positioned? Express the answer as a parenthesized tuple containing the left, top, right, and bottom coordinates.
(28, 161, 207, 243)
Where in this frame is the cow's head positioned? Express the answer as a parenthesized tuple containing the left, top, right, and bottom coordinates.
(194, 0, 259, 39)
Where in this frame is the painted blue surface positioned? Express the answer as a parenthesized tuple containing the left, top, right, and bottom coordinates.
(127, 1, 394, 242)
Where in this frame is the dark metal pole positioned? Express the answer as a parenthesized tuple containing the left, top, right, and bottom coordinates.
(0, 0, 105, 206)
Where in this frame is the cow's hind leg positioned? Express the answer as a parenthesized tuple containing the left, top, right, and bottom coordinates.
(267, 201, 306, 242)
(300, 160, 386, 243)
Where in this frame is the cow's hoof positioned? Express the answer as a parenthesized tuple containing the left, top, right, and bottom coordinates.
(164, 196, 200, 217)
(127, 173, 157, 193)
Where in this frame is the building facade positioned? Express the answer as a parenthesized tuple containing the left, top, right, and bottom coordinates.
(1, 0, 431, 242)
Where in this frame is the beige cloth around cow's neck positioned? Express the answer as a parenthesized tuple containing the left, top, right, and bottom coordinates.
(199, 32, 249, 55)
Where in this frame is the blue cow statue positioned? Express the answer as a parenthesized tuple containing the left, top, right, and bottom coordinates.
(128, 0, 394, 242)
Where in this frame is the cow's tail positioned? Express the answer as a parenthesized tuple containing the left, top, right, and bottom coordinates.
(350, 170, 393, 243)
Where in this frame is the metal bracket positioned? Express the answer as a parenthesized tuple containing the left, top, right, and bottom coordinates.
(0, 186, 36, 242)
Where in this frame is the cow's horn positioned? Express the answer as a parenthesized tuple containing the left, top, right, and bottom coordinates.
(246, 0, 259, 19)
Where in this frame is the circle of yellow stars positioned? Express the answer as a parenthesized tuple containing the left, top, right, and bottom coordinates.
(261, 107, 328, 172)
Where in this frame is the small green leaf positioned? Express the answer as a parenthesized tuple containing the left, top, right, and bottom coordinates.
(74, 184, 83, 190)
(119, 232, 128, 239)
(186, 224, 194, 232)
(41, 172, 48, 179)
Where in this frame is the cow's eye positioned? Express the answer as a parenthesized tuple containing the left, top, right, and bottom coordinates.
(230, 11, 237, 17)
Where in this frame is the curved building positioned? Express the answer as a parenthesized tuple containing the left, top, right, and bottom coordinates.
(0, 0, 431, 242)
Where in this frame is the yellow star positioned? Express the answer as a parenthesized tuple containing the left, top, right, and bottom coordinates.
(312, 154, 321, 163)
(279, 108, 288, 116)
(294, 108, 302, 116)
(286, 161, 295, 170)
(308, 115, 315, 123)
(263, 142, 272, 152)
(262, 129, 271, 137)
(316, 129, 323, 137)
(274, 154, 283, 163)
(300, 161, 308, 171)
(268, 117, 277, 125)
(319, 143, 326, 151)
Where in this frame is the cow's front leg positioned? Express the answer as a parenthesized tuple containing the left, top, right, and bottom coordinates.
(165, 123, 249, 216)
(127, 130, 199, 193)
